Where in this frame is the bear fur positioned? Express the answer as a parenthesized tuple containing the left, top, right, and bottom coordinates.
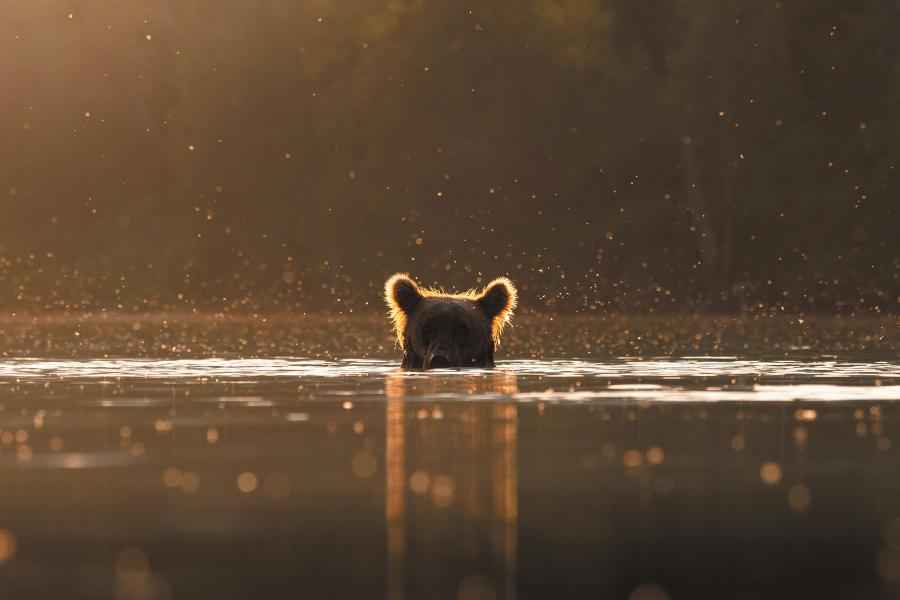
(384, 273, 517, 369)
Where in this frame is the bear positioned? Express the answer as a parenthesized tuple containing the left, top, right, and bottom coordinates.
(384, 273, 517, 369)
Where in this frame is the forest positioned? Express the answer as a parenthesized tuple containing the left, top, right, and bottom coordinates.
(1, 1, 897, 314)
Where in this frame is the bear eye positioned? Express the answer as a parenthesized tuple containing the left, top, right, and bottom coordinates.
(421, 323, 433, 342)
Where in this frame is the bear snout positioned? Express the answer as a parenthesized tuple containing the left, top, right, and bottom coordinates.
(424, 346, 461, 369)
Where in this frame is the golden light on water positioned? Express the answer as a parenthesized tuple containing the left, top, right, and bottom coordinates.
(206, 427, 220, 444)
(409, 470, 430, 494)
(162, 467, 182, 488)
(180, 471, 200, 494)
(237, 472, 258, 493)
(623, 450, 643, 468)
(385, 396, 405, 599)
(646, 447, 665, 465)
(794, 409, 818, 421)
(61, 454, 88, 469)
(0, 353, 888, 597)
(16, 445, 33, 462)
(760, 462, 783, 486)
(431, 475, 456, 508)
(0, 530, 16, 564)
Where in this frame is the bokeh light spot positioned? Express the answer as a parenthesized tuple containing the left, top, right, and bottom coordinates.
(432, 475, 456, 508)
(409, 470, 430, 494)
(162, 467, 182, 489)
(0, 530, 17, 564)
(237, 472, 258, 493)
(760, 462, 783, 485)
(351, 451, 377, 478)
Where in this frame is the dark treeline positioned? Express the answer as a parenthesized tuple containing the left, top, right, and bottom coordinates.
(1, 1, 897, 314)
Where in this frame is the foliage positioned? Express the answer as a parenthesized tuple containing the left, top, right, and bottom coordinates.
(0, 1, 896, 313)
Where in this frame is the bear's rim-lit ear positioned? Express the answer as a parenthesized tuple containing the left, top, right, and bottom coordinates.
(477, 277, 517, 344)
(385, 273, 424, 349)
(385, 273, 422, 315)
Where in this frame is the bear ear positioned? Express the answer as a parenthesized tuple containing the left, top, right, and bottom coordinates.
(385, 273, 422, 316)
(476, 277, 517, 344)
(385, 273, 424, 349)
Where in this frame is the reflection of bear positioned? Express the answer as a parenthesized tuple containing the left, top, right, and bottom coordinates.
(384, 273, 517, 369)
(383, 372, 519, 600)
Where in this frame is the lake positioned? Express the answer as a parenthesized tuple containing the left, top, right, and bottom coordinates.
(0, 314, 896, 599)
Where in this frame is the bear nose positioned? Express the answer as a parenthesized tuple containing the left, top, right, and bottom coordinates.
(425, 347, 459, 369)
(427, 355, 452, 369)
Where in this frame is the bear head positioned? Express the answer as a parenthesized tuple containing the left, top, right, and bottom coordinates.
(384, 273, 517, 369)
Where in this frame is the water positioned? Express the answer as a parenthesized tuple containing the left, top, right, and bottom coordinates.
(0, 352, 898, 599)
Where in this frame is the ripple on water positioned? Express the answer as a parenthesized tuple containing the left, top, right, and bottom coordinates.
(513, 384, 900, 403)
(0, 452, 140, 469)
(0, 357, 895, 403)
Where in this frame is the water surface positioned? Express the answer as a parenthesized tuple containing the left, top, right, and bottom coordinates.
(0, 353, 899, 598)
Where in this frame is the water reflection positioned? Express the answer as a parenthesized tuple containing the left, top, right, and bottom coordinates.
(385, 373, 519, 599)
(0, 358, 896, 597)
